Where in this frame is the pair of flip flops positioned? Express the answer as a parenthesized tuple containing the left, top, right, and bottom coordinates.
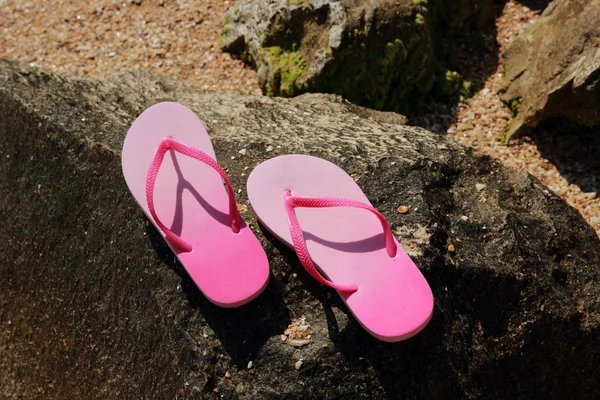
(122, 102, 433, 342)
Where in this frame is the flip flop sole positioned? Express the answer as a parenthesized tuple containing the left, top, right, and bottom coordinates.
(248, 155, 433, 341)
(122, 102, 269, 307)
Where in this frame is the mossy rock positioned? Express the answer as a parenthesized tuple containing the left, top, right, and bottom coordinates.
(221, 0, 495, 115)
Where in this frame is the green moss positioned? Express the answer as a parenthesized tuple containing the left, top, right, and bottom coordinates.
(260, 46, 308, 97)
(459, 79, 476, 100)
(221, 25, 229, 35)
(412, 0, 427, 5)
(509, 97, 522, 116)
(384, 39, 407, 64)
(289, 0, 305, 5)
(415, 13, 425, 25)
(501, 118, 522, 145)
(435, 70, 462, 96)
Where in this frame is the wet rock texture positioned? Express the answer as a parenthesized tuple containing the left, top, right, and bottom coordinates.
(1, 59, 599, 399)
(220, 0, 492, 114)
(498, 0, 600, 139)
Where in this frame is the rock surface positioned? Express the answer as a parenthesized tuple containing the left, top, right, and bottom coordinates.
(1, 59, 600, 399)
(498, 0, 600, 140)
(220, 0, 491, 114)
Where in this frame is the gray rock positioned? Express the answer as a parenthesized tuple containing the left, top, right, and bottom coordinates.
(1, 59, 599, 399)
(220, 0, 492, 114)
(498, 0, 600, 141)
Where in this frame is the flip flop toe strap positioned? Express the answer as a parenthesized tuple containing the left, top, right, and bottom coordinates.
(146, 136, 240, 252)
(283, 190, 397, 293)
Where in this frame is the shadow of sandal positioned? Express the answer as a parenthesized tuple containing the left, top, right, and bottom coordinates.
(259, 221, 460, 399)
(145, 215, 291, 368)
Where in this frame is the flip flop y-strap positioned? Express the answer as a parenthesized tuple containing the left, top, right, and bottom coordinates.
(146, 136, 241, 252)
(283, 189, 398, 293)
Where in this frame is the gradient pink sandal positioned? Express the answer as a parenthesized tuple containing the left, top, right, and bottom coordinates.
(247, 155, 433, 341)
(122, 102, 269, 308)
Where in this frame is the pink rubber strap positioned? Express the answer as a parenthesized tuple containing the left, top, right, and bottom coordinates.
(146, 136, 241, 252)
(283, 190, 398, 293)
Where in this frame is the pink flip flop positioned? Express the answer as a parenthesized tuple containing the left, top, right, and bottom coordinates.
(122, 102, 269, 308)
(247, 155, 433, 341)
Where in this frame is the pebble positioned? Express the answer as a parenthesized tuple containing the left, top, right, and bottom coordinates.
(286, 338, 311, 347)
(265, 145, 274, 152)
(238, 148, 247, 156)
(247, 361, 253, 369)
(295, 360, 304, 370)
(476, 183, 486, 191)
(460, 216, 468, 222)
(397, 205, 409, 214)
(457, 123, 474, 131)
(448, 244, 455, 253)
(582, 192, 597, 200)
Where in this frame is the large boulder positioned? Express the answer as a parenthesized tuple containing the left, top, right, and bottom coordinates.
(1, 59, 599, 399)
(498, 0, 600, 141)
(220, 0, 491, 114)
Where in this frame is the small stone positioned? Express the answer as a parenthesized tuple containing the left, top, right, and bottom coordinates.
(247, 361, 253, 369)
(249, 369, 255, 374)
(281, 334, 287, 341)
(266, 145, 274, 152)
(238, 148, 247, 156)
(295, 360, 304, 370)
(476, 183, 486, 192)
(397, 205, 409, 214)
(286, 338, 311, 347)
(447, 244, 455, 253)
(457, 122, 474, 131)
(225, 372, 231, 378)
(460, 216, 468, 221)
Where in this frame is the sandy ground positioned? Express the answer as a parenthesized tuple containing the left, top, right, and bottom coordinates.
(0, 0, 260, 94)
(417, 1, 600, 237)
(1, 0, 598, 237)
